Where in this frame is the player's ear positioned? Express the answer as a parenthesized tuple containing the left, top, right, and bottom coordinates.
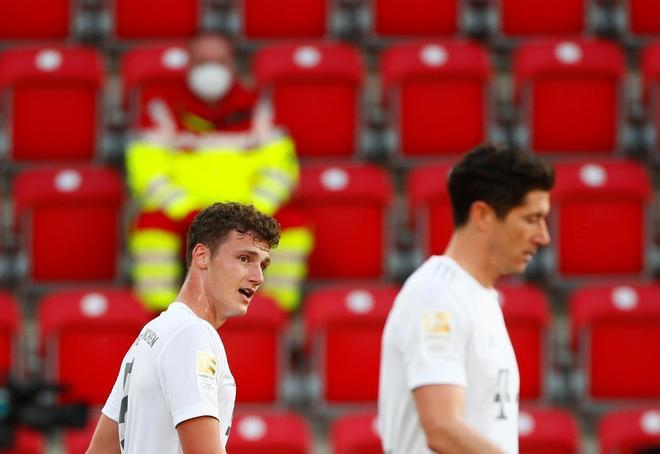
(470, 200, 496, 232)
(192, 243, 210, 269)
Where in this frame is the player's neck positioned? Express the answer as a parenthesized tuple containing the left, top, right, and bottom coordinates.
(176, 272, 223, 328)
(444, 230, 498, 289)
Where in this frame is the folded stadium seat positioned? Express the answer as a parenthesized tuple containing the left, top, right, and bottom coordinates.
(518, 407, 579, 453)
(121, 43, 189, 129)
(0, 46, 104, 162)
(13, 166, 124, 284)
(39, 289, 150, 405)
(227, 410, 312, 454)
(110, 0, 199, 39)
(627, 0, 660, 37)
(0, 293, 18, 379)
(0, 0, 72, 39)
(599, 407, 660, 453)
(380, 40, 491, 158)
(331, 410, 382, 454)
(513, 39, 625, 155)
(290, 163, 392, 279)
(304, 285, 399, 404)
(239, 0, 328, 39)
(370, 0, 462, 37)
(498, 285, 551, 401)
(64, 415, 99, 454)
(641, 43, 660, 155)
(552, 160, 651, 277)
(407, 162, 454, 258)
(495, 0, 586, 38)
(217, 294, 288, 404)
(570, 283, 660, 402)
(254, 42, 364, 158)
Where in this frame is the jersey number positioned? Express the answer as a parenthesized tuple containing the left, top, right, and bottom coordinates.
(119, 359, 134, 451)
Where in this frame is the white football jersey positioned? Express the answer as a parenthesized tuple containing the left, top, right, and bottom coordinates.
(102, 302, 235, 453)
(378, 256, 520, 454)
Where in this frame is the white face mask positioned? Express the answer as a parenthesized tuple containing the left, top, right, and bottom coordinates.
(187, 63, 233, 102)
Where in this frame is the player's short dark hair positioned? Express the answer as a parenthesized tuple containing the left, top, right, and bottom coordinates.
(186, 202, 280, 268)
(448, 144, 555, 227)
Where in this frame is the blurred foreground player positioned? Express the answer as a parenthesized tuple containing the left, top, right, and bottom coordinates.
(378, 144, 554, 453)
(87, 202, 280, 454)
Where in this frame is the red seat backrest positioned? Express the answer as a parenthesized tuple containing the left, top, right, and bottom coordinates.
(381, 40, 491, 156)
(599, 408, 660, 454)
(291, 163, 392, 279)
(254, 42, 364, 158)
(241, 0, 328, 39)
(552, 160, 651, 276)
(0, 0, 71, 39)
(0, 293, 19, 379)
(331, 410, 382, 454)
(14, 166, 124, 282)
(570, 284, 660, 400)
(372, 0, 460, 37)
(514, 39, 625, 154)
(217, 295, 287, 404)
(0, 46, 103, 162)
(497, 0, 585, 37)
(304, 285, 399, 403)
(112, 0, 199, 39)
(518, 407, 579, 454)
(39, 289, 149, 405)
(227, 411, 312, 454)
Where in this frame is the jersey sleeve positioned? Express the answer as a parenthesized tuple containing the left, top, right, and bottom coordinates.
(397, 283, 469, 390)
(101, 360, 125, 422)
(156, 323, 221, 427)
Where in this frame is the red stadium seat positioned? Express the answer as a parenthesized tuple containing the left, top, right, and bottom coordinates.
(38, 289, 150, 405)
(111, 0, 199, 39)
(0, 46, 104, 162)
(570, 284, 660, 401)
(0, 0, 71, 39)
(495, 0, 585, 37)
(407, 162, 454, 258)
(227, 410, 312, 454)
(371, 0, 461, 37)
(514, 40, 625, 155)
(628, 0, 660, 36)
(291, 163, 392, 279)
(0, 293, 18, 379)
(552, 160, 651, 277)
(64, 415, 99, 454)
(1, 427, 46, 454)
(331, 411, 382, 454)
(240, 0, 328, 39)
(641, 43, 660, 154)
(13, 166, 124, 283)
(254, 42, 364, 158)
(498, 285, 551, 401)
(599, 408, 660, 454)
(218, 295, 288, 404)
(518, 407, 579, 454)
(304, 285, 398, 403)
(381, 41, 491, 157)
(121, 43, 189, 129)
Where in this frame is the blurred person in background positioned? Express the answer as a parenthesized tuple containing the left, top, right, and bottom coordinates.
(87, 202, 280, 454)
(126, 33, 312, 315)
(378, 144, 555, 454)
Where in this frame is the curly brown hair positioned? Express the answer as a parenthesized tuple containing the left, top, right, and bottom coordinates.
(185, 202, 280, 268)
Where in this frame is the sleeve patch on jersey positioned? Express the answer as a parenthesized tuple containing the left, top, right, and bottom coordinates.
(196, 351, 219, 406)
(423, 311, 452, 335)
(197, 351, 217, 377)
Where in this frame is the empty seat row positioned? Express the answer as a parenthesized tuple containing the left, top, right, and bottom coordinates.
(2, 282, 659, 408)
(5, 405, 658, 453)
(2, 0, 660, 41)
(0, 158, 653, 287)
(5, 39, 660, 162)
